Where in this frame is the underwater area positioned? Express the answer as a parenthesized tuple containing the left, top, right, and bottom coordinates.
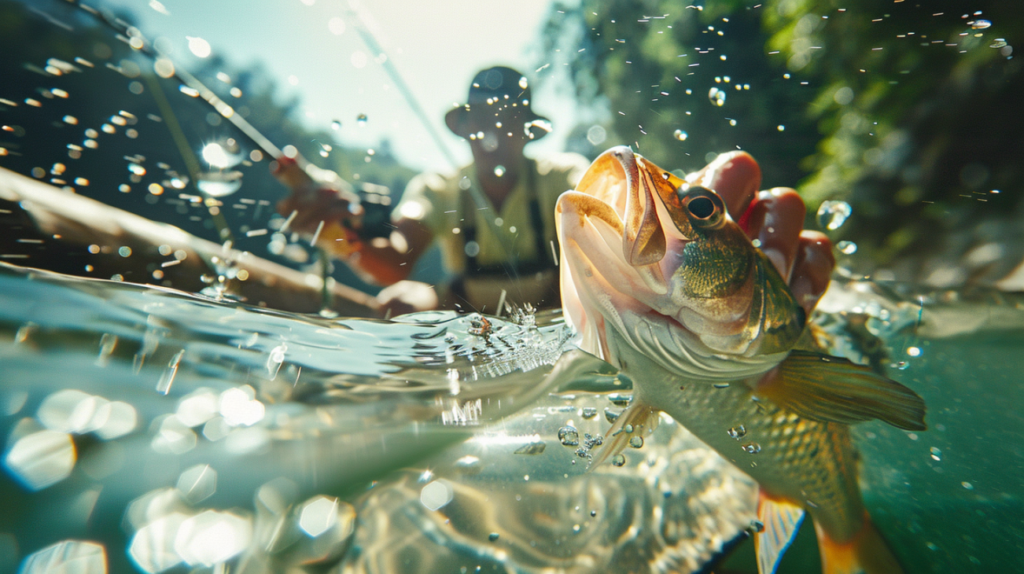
(1, 1, 1022, 573)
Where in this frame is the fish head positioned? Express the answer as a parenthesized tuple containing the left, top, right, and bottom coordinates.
(556, 146, 804, 379)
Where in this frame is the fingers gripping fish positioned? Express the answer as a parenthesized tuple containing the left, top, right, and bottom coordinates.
(555, 146, 926, 574)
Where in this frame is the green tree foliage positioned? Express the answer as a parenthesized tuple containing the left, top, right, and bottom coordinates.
(542, 0, 1022, 278)
(541, 1, 820, 188)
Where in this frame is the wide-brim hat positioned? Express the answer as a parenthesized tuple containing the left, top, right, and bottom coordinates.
(444, 66, 552, 142)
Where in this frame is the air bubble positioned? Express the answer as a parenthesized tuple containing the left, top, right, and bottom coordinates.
(727, 425, 747, 439)
(930, 446, 942, 461)
(628, 436, 643, 448)
(816, 200, 852, 230)
(494, 165, 505, 177)
(673, 129, 688, 141)
(837, 240, 858, 254)
(558, 426, 579, 447)
(356, 113, 368, 125)
(708, 87, 726, 107)
(970, 19, 991, 29)
(611, 454, 626, 467)
(741, 442, 761, 454)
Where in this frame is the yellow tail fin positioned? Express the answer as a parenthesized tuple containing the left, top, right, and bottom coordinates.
(815, 512, 904, 574)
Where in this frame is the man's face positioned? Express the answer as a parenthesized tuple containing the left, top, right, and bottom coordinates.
(463, 103, 529, 159)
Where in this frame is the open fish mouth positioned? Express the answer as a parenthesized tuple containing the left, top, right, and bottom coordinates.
(556, 147, 786, 379)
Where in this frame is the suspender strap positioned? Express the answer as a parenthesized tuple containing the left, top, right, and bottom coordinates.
(460, 164, 551, 277)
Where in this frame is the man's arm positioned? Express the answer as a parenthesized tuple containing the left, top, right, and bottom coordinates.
(345, 217, 433, 285)
(272, 157, 434, 286)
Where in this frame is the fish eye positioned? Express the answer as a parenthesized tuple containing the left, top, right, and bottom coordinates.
(687, 196, 716, 219)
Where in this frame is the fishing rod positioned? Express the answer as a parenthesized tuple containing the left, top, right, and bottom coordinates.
(63, 1, 285, 163)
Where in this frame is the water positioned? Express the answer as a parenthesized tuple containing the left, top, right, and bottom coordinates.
(0, 263, 761, 573)
(1, 263, 1022, 573)
(1, 1, 1021, 572)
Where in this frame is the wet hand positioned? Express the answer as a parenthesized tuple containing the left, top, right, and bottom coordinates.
(686, 152, 835, 316)
(272, 157, 364, 240)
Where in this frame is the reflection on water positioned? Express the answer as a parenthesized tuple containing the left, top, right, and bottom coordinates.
(1, 264, 1023, 573)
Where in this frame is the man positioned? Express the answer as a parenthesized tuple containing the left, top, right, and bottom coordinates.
(277, 66, 589, 313)
(276, 67, 835, 317)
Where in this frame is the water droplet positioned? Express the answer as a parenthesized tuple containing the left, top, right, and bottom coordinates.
(970, 19, 991, 29)
(177, 464, 217, 504)
(741, 442, 761, 454)
(488, 532, 500, 542)
(514, 441, 546, 455)
(837, 240, 858, 254)
(611, 454, 626, 467)
(629, 436, 644, 448)
(356, 113, 368, 125)
(558, 426, 579, 447)
(816, 200, 852, 230)
(196, 171, 243, 197)
(4, 430, 76, 490)
(708, 87, 726, 107)
(930, 446, 942, 461)
(494, 165, 506, 177)
(524, 119, 552, 139)
(21, 541, 106, 574)
(582, 407, 597, 419)
(608, 394, 631, 406)
(673, 129, 688, 141)
(186, 36, 211, 58)
(727, 425, 747, 439)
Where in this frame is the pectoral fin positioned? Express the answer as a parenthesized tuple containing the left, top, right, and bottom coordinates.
(755, 351, 926, 430)
(755, 490, 806, 574)
(591, 399, 660, 467)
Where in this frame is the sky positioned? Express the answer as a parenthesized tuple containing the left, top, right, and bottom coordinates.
(98, 0, 579, 173)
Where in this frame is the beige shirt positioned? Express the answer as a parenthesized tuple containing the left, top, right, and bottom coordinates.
(394, 153, 590, 276)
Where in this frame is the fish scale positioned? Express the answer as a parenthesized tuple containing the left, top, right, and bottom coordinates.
(614, 329, 865, 542)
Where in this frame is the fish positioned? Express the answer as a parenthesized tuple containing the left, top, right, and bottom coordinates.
(555, 146, 926, 574)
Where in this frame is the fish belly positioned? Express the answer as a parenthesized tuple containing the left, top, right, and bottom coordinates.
(611, 331, 866, 542)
